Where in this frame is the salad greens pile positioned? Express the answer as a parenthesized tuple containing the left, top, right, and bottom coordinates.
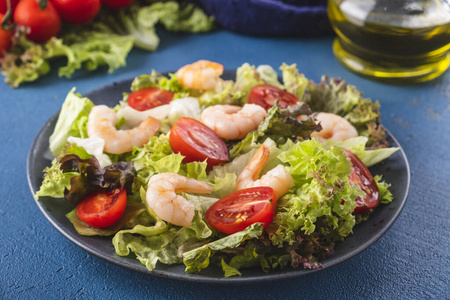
(35, 62, 397, 277)
(1, 1, 214, 88)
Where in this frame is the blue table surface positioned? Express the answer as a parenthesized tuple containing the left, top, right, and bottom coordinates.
(1, 30, 449, 299)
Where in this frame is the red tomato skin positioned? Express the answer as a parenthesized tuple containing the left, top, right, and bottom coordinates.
(128, 87, 174, 111)
(77, 189, 127, 228)
(248, 85, 299, 110)
(205, 187, 276, 235)
(0, 13, 13, 57)
(169, 117, 229, 167)
(0, 0, 19, 14)
(51, 0, 100, 25)
(101, 0, 134, 9)
(13, 0, 61, 43)
(345, 150, 380, 213)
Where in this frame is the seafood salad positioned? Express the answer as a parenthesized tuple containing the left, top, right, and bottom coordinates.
(35, 60, 399, 277)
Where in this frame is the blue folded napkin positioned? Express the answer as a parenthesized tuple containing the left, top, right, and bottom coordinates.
(189, 0, 332, 37)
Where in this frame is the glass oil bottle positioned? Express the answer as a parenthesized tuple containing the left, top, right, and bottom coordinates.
(328, 0, 450, 83)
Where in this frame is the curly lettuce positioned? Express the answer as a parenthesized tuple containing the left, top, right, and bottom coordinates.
(268, 139, 363, 247)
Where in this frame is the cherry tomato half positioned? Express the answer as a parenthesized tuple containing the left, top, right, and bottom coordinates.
(14, 0, 61, 43)
(101, 0, 135, 9)
(169, 117, 229, 167)
(205, 187, 276, 235)
(345, 150, 380, 213)
(0, 13, 13, 57)
(248, 85, 299, 110)
(128, 87, 174, 111)
(51, 0, 100, 25)
(77, 188, 127, 228)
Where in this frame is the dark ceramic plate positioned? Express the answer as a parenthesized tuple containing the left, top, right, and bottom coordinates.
(27, 70, 410, 284)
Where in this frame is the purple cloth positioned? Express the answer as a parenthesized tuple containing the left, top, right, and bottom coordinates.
(188, 0, 332, 37)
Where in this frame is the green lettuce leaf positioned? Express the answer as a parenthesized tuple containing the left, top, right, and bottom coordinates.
(130, 71, 189, 98)
(221, 260, 242, 277)
(227, 240, 270, 273)
(182, 223, 264, 274)
(374, 175, 394, 204)
(139, 1, 215, 33)
(280, 63, 308, 101)
(113, 188, 213, 271)
(129, 134, 175, 191)
(268, 139, 363, 246)
(34, 159, 77, 200)
(320, 137, 399, 167)
(256, 65, 283, 89)
(49, 89, 94, 156)
(198, 80, 242, 107)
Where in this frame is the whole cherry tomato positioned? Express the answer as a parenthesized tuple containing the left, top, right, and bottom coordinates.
(77, 188, 127, 228)
(128, 87, 174, 111)
(205, 187, 277, 235)
(14, 0, 61, 43)
(51, 0, 100, 25)
(169, 117, 229, 167)
(248, 85, 299, 110)
(345, 149, 380, 213)
(0, 13, 13, 57)
(101, 0, 134, 9)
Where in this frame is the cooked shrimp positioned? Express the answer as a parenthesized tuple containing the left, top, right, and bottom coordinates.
(236, 145, 294, 199)
(146, 173, 213, 227)
(311, 112, 358, 142)
(176, 60, 224, 90)
(87, 105, 160, 155)
(201, 104, 267, 140)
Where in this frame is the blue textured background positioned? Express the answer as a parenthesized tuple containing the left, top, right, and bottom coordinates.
(1, 29, 449, 299)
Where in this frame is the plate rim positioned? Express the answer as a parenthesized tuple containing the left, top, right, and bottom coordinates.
(26, 73, 410, 284)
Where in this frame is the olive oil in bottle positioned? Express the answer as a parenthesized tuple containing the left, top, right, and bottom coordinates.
(328, 0, 450, 83)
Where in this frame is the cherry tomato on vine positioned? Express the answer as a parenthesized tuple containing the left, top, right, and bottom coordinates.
(77, 188, 127, 228)
(345, 149, 380, 213)
(0, 0, 19, 14)
(169, 117, 229, 167)
(248, 85, 299, 110)
(51, 0, 100, 25)
(101, 0, 135, 9)
(128, 87, 174, 111)
(205, 187, 276, 235)
(14, 0, 61, 43)
(0, 13, 13, 57)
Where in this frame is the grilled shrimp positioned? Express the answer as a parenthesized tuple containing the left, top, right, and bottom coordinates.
(311, 112, 358, 141)
(201, 104, 267, 140)
(236, 145, 294, 200)
(87, 105, 160, 155)
(176, 60, 224, 90)
(146, 173, 213, 227)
